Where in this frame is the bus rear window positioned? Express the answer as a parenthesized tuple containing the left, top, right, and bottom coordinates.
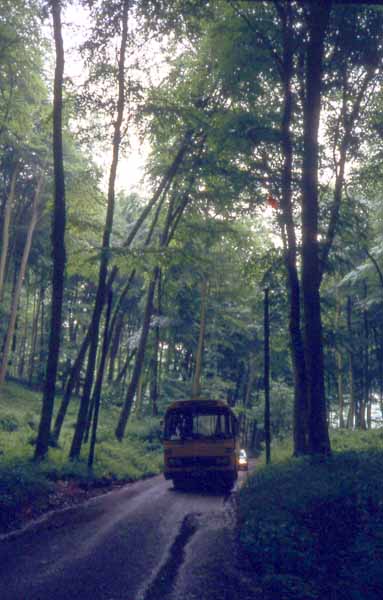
(164, 410, 234, 441)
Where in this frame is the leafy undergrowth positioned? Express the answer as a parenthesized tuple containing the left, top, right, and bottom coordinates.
(0, 381, 163, 533)
(239, 430, 383, 600)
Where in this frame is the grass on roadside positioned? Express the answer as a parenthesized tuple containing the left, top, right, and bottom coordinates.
(239, 430, 383, 600)
(0, 381, 163, 529)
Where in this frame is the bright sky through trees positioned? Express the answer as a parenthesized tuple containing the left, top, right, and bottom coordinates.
(62, 2, 150, 194)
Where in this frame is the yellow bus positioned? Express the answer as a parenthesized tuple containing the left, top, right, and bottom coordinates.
(163, 399, 240, 490)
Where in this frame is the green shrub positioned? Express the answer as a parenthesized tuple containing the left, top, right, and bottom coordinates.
(0, 414, 19, 432)
(239, 433, 383, 600)
(0, 461, 54, 528)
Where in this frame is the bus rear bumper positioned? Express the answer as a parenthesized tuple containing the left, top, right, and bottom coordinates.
(163, 467, 237, 481)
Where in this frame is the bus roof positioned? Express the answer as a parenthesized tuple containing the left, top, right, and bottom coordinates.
(165, 398, 233, 412)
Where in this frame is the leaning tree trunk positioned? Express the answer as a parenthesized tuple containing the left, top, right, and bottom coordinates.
(69, 0, 129, 460)
(114, 142, 204, 441)
(34, 0, 66, 460)
(301, 1, 331, 456)
(115, 268, 160, 440)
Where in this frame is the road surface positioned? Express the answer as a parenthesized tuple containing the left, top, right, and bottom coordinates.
(0, 466, 255, 600)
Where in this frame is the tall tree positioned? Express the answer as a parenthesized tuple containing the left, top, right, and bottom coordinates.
(70, 0, 129, 459)
(301, 1, 332, 455)
(35, 0, 66, 460)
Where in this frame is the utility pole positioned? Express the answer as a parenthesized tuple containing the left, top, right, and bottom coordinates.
(264, 288, 271, 464)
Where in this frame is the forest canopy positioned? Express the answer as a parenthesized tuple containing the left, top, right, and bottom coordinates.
(1, 0, 383, 464)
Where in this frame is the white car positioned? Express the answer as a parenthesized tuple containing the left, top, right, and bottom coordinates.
(238, 449, 248, 471)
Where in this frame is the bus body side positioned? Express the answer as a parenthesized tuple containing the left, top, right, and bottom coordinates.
(163, 399, 239, 489)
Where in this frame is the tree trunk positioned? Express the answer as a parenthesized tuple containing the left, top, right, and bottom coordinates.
(37, 284, 46, 382)
(0, 172, 44, 384)
(192, 278, 209, 398)
(335, 293, 345, 428)
(34, 0, 66, 460)
(17, 283, 30, 379)
(0, 164, 19, 303)
(301, 2, 331, 456)
(360, 305, 369, 430)
(28, 286, 43, 385)
(244, 354, 255, 408)
(52, 325, 91, 441)
(70, 1, 129, 460)
(149, 270, 161, 416)
(115, 268, 159, 439)
(346, 297, 355, 429)
(264, 288, 271, 465)
(115, 348, 136, 385)
(277, 2, 308, 455)
(88, 288, 113, 469)
(135, 374, 144, 417)
(107, 312, 124, 383)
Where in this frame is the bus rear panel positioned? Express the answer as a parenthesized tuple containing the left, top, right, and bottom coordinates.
(163, 399, 239, 489)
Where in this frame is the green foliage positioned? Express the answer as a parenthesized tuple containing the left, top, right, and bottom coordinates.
(239, 431, 383, 600)
(0, 382, 163, 530)
(0, 461, 54, 529)
(0, 414, 19, 432)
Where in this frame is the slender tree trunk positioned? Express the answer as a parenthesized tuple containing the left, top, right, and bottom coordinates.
(108, 312, 124, 383)
(347, 297, 355, 429)
(192, 278, 209, 398)
(18, 283, 30, 379)
(115, 268, 159, 439)
(88, 288, 113, 469)
(149, 270, 161, 416)
(301, 2, 331, 456)
(52, 326, 91, 441)
(70, 1, 129, 459)
(374, 326, 383, 418)
(347, 356, 355, 429)
(0, 173, 44, 384)
(360, 306, 369, 430)
(34, 0, 66, 460)
(335, 293, 345, 428)
(135, 374, 144, 417)
(0, 164, 19, 302)
(38, 284, 46, 382)
(232, 362, 245, 407)
(337, 351, 344, 428)
(28, 286, 43, 384)
(115, 348, 136, 385)
(244, 354, 254, 408)
(264, 288, 271, 464)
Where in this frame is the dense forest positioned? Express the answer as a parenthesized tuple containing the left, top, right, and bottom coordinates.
(1, 0, 383, 467)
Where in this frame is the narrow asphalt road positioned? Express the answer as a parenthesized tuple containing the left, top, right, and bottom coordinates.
(0, 466, 255, 600)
